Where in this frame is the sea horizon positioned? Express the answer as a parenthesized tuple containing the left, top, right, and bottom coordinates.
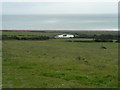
(1, 14, 118, 31)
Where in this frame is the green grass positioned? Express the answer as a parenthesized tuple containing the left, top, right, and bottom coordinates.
(2, 38, 118, 88)
(0, 40, 2, 89)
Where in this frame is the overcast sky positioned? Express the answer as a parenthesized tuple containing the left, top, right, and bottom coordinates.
(1, 0, 119, 2)
(1, 0, 118, 15)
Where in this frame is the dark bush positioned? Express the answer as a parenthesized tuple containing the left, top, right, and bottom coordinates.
(94, 34, 117, 42)
(116, 40, 120, 43)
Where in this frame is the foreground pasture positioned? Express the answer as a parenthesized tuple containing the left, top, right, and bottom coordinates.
(2, 39, 118, 88)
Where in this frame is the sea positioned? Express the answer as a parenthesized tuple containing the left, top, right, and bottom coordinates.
(1, 14, 118, 31)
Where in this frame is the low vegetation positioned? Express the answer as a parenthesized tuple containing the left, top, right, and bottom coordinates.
(2, 31, 119, 43)
(2, 35, 50, 40)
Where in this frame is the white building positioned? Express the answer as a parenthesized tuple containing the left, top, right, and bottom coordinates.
(55, 34, 74, 38)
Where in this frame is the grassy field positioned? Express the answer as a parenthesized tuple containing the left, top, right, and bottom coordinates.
(2, 34, 118, 88)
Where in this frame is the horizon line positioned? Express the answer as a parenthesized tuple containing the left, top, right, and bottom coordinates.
(1, 30, 119, 32)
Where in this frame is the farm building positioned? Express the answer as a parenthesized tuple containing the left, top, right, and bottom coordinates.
(55, 34, 74, 38)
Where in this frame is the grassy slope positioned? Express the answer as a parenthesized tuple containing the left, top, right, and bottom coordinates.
(3, 39, 118, 88)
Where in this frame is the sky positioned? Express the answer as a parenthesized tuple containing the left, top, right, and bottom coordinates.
(0, 0, 119, 2)
(1, 0, 118, 15)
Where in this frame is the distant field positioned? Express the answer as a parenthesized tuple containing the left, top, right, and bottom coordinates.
(2, 30, 118, 36)
(2, 31, 61, 37)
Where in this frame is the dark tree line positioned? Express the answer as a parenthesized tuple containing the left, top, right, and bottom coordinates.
(74, 34, 119, 42)
(2, 35, 50, 40)
(74, 34, 94, 38)
(93, 34, 119, 42)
